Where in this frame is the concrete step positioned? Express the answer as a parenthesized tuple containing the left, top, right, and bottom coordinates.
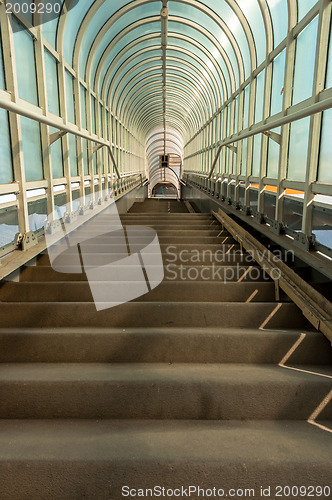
(0, 327, 329, 364)
(128, 202, 190, 213)
(118, 210, 210, 217)
(125, 228, 223, 236)
(0, 281, 277, 303)
(0, 419, 330, 500)
(0, 302, 311, 329)
(119, 212, 211, 217)
(117, 215, 213, 222)
(36, 244, 245, 267)
(71, 226, 222, 236)
(54, 235, 236, 245)
(117, 224, 221, 230)
(16, 262, 266, 282)
(0, 363, 330, 419)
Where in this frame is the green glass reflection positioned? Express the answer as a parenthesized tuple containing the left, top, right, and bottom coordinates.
(270, 49, 286, 116)
(252, 134, 262, 176)
(243, 85, 250, 130)
(12, 19, 38, 105)
(91, 96, 96, 134)
(287, 117, 310, 181)
(44, 50, 60, 115)
(0, 26, 5, 89)
(318, 108, 332, 184)
(236, 0, 266, 67)
(69, 134, 78, 176)
(241, 138, 248, 175)
(65, 71, 75, 123)
(297, 0, 318, 21)
(325, 25, 332, 89)
(266, 0, 288, 48)
(49, 126, 63, 179)
(0, 109, 13, 183)
(80, 85, 87, 130)
(21, 116, 44, 182)
(292, 17, 318, 105)
(82, 138, 89, 175)
(267, 127, 281, 178)
(234, 96, 239, 134)
(255, 70, 265, 124)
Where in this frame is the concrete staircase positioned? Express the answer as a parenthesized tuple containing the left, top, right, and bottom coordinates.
(0, 199, 331, 499)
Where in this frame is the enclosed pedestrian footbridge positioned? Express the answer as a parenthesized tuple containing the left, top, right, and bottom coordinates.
(0, 1, 331, 498)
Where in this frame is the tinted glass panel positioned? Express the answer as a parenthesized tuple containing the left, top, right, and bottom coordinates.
(297, 0, 318, 21)
(0, 109, 13, 183)
(0, 26, 5, 89)
(255, 70, 265, 124)
(49, 127, 63, 179)
(21, 117, 43, 182)
(252, 134, 262, 176)
(267, 127, 281, 178)
(65, 71, 75, 123)
(292, 18, 318, 105)
(270, 49, 286, 116)
(267, 0, 288, 48)
(318, 108, 332, 184)
(13, 19, 38, 105)
(287, 117, 310, 181)
(325, 25, 332, 89)
(45, 50, 59, 115)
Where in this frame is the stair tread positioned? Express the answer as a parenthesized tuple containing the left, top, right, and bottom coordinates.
(0, 326, 318, 335)
(1, 362, 331, 382)
(1, 327, 329, 365)
(0, 419, 330, 463)
(0, 302, 311, 329)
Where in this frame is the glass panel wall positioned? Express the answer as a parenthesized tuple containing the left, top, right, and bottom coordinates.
(20, 117, 44, 182)
(270, 49, 286, 116)
(45, 50, 60, 115)
(287, 117, 311, 181)
(292, 17, 318, 105)
(12, 19, 38, 105)
(318, 108, 332, 184)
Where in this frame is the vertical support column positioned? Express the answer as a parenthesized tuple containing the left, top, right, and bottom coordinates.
(115, 117, 119, 173)
(235, 90, 245, 205)
(85, 88, 95, 204)
(257, 0, 274, 216)
(221, 108, 227, 199)
(0, 5, 29, 236)
(161, 0, 168, 167)
(102, 107, 109, 196)
(57, 59, 72, 211)
(73, 75, 85, 205)
(302, 0, 332, 238)
(34, 23, 55, 219)
(95, 100, 103, 202)
(245, 76, 256, 209)
(227, 100, 235, 201)
(275, 3, 297, 225)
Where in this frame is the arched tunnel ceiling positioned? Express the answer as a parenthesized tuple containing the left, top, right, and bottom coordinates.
(54, 0, 293, 144)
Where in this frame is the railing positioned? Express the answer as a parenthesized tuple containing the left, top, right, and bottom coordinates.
(212, 208, 332, 344)
(0, 94, 145, 257)
(0, 170, 144, 258)
(185, 172, 332, 260)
